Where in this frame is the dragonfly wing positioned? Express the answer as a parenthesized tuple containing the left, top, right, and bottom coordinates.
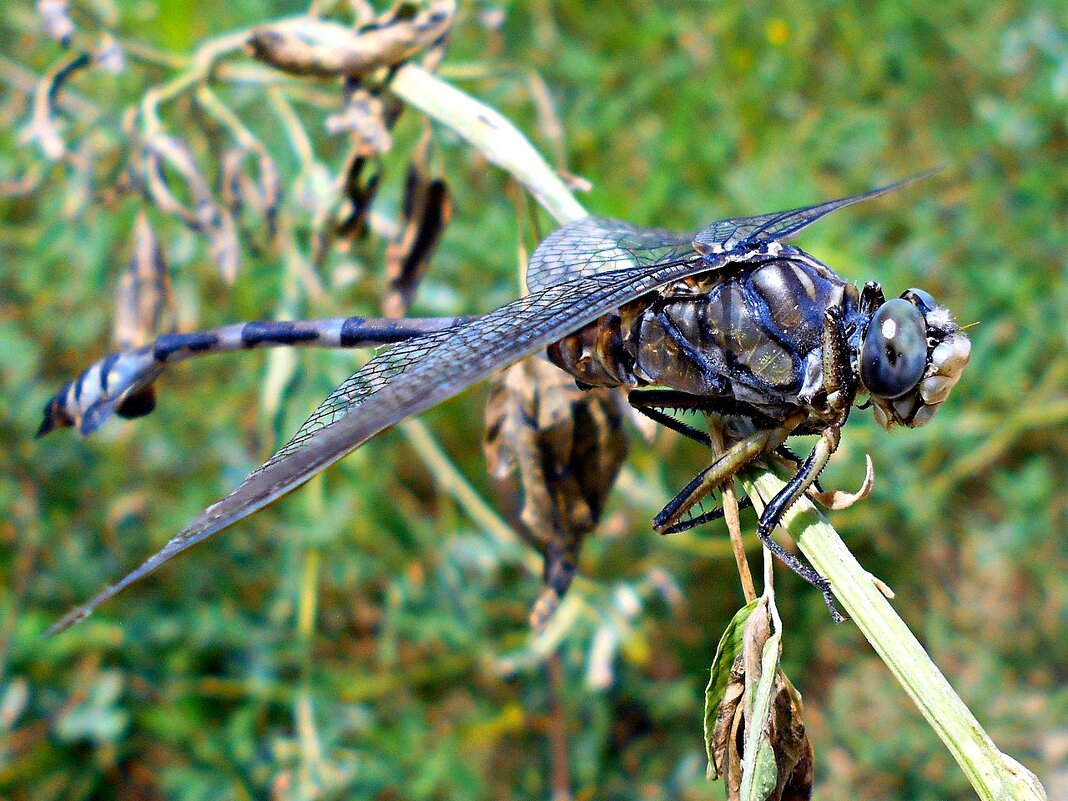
(693, 169, 939, 254)
(526, 216, 695, 292)
(49, 247, 720, 634)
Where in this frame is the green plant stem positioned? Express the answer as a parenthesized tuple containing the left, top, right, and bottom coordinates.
(743, 472, 1047, 801)
(390, 64, 587, 226)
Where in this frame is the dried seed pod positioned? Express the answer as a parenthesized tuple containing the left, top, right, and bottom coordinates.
(710, 604, 814, 801)
(220, 147, 282, 239)
(22, 52, 90, 160)
(484, 357, 629, 632)
(114, 211, 175, 350)
(95, 33, 125, 75)
(247, 1, 456, 78)
(383, 136, 450, 317)
(141, 135, 241, 281)
(334, 151, 382, 245)
(326, 89, 394, 155)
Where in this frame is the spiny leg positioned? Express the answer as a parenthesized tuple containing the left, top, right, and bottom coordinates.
(628, 387, 784, 449)
(661, 494, 754, 534)
(653, 416, 803, 533)
(629, 403, 711, 447)
(755, 426, 845, 622)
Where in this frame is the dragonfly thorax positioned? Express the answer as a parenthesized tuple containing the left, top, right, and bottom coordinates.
(549, 249, 869, 426)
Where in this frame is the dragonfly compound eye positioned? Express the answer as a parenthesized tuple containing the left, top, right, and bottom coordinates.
(861, 298, 927, 399)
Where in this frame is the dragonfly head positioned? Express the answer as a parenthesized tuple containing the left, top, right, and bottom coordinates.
(859, 288, 970, 429)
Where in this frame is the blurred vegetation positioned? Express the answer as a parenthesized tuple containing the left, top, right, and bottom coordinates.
(1, 1, 1065, 799)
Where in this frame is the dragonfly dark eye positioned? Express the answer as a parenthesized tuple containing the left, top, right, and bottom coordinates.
(861, 299, 927, 399)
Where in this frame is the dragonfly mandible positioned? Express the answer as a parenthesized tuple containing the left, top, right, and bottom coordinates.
(40, 171, 970, 632)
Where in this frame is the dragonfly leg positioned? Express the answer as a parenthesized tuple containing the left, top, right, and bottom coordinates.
(658, 494, 754, 534)
(627, 387, 784, 447)
(755, 425, 845, 621)
(653, 415, 803, 534)
(628, 403, 711, 446)
(821, 304, 856, 416)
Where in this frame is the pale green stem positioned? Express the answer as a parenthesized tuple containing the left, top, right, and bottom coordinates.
(390, 64, 587, 226)
(743, 472, 1047, 801)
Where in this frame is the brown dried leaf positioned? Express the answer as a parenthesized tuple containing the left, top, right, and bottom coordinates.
(810, 453, 875, 510)
(114, 212, 174, 349)
(23, 52, 90, 161)
(484, 358, 629, 630)
(712, 658, 747, 797)
(247, 1, 456, 78)
(710, 608, 814, 801)
(383, 140, 451, 317)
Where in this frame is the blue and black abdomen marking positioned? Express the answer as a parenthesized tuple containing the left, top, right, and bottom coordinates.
(38, 315, 472, 437)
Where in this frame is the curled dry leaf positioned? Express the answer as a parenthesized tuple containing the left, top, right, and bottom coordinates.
(208, 207, 240, 284)
(114, 212, 175, 350)
(326, 89, 395, 156)
(809, 453, 874, 510)
(247, 0, 456, 78)
(23, 52, 91, 161)
(334, 150, 382, 247)
(383, 137, 451, 317)
(142, 135, 212, 227)
(95, 33, 125, 75)
(141, 135, 241, 281)
(484, 357, 629, 633)
(220, 147, 282, 239)
(711, 604, 814, 801)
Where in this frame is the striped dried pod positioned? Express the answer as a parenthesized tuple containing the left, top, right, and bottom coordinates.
(114, 211, 175, 350)
(141, 135, 240, 282)
(484, 357, 629, 632)
(247, 1, 456, 78)
(383, 133, 450, 317)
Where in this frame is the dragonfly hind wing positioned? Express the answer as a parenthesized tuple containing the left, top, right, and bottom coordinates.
(525, 216, 695, 292)
(48, 247, 720, 635)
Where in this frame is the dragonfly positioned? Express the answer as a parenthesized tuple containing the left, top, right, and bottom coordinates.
(39, 171, 970, 633)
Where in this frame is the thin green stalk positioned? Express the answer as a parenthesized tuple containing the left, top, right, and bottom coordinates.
(390, 64, 587, 226)
(743, 472, 1046, 801)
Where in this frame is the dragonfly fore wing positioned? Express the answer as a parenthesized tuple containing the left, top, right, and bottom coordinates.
(693, 168, 940, 254)
(49, 247, 719, 634)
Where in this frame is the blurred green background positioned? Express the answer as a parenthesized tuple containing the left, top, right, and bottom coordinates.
(1, 1, 1065, 799)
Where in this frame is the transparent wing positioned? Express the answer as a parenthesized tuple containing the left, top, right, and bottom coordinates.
(48, 247, 711, 634)
(525, 216, 695, 292)
(693, 169, 939, 254)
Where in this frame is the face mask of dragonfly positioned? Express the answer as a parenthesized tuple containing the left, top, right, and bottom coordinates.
(39, 170, 969, 632)
(858, 288, 971, 429)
